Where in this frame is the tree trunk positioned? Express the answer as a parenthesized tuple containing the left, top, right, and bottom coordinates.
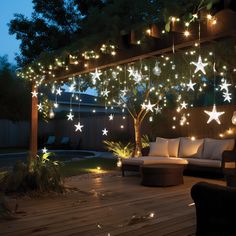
(133, 118, 142, 157)
(28, 83, 38, 172)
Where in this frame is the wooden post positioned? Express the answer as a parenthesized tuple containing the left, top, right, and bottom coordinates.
(133, 118, 142, 157)
(29, 82, 38, 171)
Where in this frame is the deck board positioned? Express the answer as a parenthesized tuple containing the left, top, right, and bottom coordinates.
(0, 172, 225, 236)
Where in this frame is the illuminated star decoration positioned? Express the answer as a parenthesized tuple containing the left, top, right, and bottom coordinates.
(223, 91, 232, 103)
(102, 128, 108, 136)
(42, 147, 48, 154)
(120, 87, 128, 97)
(133, 71, 142, 84)
(101, 88, 110, 97)
(204, 104, 225, 124)
(91, 68, 102, 85)
(180, 101, 188, 110)
(186, 79, 196, 91)
(75, 122, 84, 132)
(56, 88, 62, 96)
(67, 112, 74, 121)
(142, 100, 155, 112)
(180, 114, 187, 126)
(37, 103, 43, 112)
(69, 83, 75, 92)
(153, 61, 161, 76)
(155, 105, 161, 114)
(191, 56, 208, 74)
(219, 80, 231, 91)
(109, 114, 114, 120)
(128, 67, 135, 77)
(31, 90, 38, 97)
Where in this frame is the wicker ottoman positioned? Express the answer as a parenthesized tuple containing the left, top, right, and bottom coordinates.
(141, 164, 184, 187)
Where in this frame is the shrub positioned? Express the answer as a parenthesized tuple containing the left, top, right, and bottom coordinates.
(0, 153, 64, 194)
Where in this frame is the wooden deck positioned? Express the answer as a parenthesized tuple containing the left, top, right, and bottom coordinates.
(1, 172, 225, 236)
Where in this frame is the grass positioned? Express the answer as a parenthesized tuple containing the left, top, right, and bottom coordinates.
(61, 157, 118, 177)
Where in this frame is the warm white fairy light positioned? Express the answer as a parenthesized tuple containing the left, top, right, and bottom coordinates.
(204, 104, 225, 124)
(153, 61, 161, 76)
(109, 114, 114, 120)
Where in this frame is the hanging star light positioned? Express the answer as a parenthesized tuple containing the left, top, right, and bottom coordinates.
(191, 56, 208, 74)
(91, 68, 102, 84)
(31, 90, 38, 97)
(42, 147, 48, 154)
(155, 105, 161, 114)
(133, 71, 142, 83)
(75, 122, 84, 132)
(143, 100, 155, 112)
(153, 61, 161, 76)
(67, 112, 74, 121)
(102, 128, 108, 136)
(186, 79, 196, 91)
(37, 103, 43, 112)
(101, 88, 110, 97)
(219, 80, 231, 91)
(128, 67, 135, 77)
(69, 83, 76, 92)
(223, 91, 232, 103)
(109, 114, 114, 120)
(204, 104, 225, 124)
(180, 101, 188, 109)
(56, 88, 62, 96)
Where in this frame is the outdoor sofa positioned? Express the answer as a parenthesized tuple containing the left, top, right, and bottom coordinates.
(121, 137, 236, 176)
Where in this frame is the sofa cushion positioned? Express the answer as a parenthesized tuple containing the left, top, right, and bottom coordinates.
(186, 158, 222, 168)
(156, 137, 180, 157)
(179, 138, 204, 158)
(202, 138, 235, 160)
(149, 140, 169, 157)
(122, 156, 188, 166)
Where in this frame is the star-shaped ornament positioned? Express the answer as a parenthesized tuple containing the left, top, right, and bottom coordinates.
(91, 69, 102, 84)
(42, 147, 48, 154)
(75, 122, 84, 132)
(219, 80, 231, 91)
(180, 101, 188, 110)
(133, 71, 142, 84)
(101, 88, 110, 97)
(37, 103, 43, 112)
(223, 92, 232, 103)
(120, 88, 128, 97)
(31, 90, 38, 97)
(102, 128, 108, 136)
(67, 112, 74, 121)
(145, 100, 155, 112)
(109, 114, 114, 120)
(128, 67, 135, 77)
(186, 79, 196, 91)
(69, 84, 75, 92)
(204, 104, 225, 124)
(191, 56, 208, 74)
(56, 88, 62, 96)
(155, 105, 161, 114)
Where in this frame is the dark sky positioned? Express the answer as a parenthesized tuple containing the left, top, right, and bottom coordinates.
(0, 0, 33, 64)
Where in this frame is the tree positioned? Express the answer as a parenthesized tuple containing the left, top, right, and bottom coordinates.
(0, 56, 31, 121)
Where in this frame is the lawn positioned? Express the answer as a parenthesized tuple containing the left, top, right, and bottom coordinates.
(61, 157, 118, 177)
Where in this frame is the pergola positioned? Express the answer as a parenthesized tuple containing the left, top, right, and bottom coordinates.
(29, 7, 236, 163)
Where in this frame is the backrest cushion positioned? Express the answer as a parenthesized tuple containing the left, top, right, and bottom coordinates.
(203, 138, 235, 160)
(156, 137, 180, 157)
(179, 138, 204, 158)
(149, 139, 169, 157)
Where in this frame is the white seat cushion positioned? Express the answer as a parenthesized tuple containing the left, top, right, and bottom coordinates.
(179, 138, 204, 158)
(149, 140, 169, 157)
(186, 158, 222, 168)
(203, 138, 235, 160)
(122, 156, 188, 166)
(156, 137, 180, 157)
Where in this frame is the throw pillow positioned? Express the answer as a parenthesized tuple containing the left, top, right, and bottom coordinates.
(156, 137, 180, 157)
(149, 140, 169, 157)
(179, 137, 204, 158)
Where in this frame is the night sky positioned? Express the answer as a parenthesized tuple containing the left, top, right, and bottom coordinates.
(0, 0, 33, 64)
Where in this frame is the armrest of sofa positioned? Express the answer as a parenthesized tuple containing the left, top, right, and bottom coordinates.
(222, 150, 236, 169)
(191, 182, 236, 235)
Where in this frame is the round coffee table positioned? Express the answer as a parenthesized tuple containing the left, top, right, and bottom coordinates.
(141, 164, 185, 187)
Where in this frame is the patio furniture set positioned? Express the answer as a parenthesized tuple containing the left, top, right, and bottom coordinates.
(122, 137, 236, 187)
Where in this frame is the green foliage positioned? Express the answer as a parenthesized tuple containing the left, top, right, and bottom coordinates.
(0, 153, 64, 194)
(103, 140, 134, 159)
(0, 56, 31, 121)
(141, 135, 150, 148)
